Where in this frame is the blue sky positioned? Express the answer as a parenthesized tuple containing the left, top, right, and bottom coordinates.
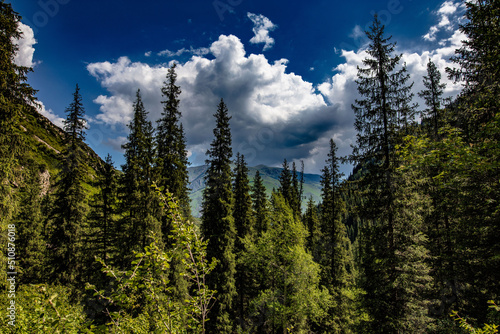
(12, 0, 466, 175)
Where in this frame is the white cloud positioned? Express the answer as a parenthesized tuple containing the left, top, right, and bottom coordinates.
(157, 46, 210, 57)
(87, 5, 467, 174)
(423, 1, 465, 41)
(12, 22, 37, 68)
(247, 13, 277, 51)
(87, 34, 334, 171)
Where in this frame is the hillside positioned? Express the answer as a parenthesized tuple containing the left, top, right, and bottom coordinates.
(16, 107, 105, 193)
(188, 164, 322, 217)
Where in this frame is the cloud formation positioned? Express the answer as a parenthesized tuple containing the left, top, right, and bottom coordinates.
(87, 6, 466, 174)
(13, 22, 37, 68)
(423, 1, 465, 41)
(247, 13, 277, 51)
(87, 34, 336, 170)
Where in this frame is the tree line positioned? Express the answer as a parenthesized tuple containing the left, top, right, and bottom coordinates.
(1, 0, 499, 332)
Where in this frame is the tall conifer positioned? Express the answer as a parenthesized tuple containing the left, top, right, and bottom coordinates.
(350, 16, 432, 332)
(418, 59, 446, 138)
(251, 170, 269, 234)
(119, 90, 160, 262)
(48, 84, 88, 286)
(201, 98, 236, 333)
(156, 63, 190, 220)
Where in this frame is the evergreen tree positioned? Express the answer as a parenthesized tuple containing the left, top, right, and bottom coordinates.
(251, 170, 269, 234)
(156, 63, 191, 220)
(87, 154, 117, 263)
(0, 2, 37, 289)
(242, 192, 329, 333)
(201, 98, 236, 333)
(47, 84, 88, 287)
(279, 158, 302, 216)
(15, 161, 46, 284)
(155, 64, 191, 306)
(233, 153, 254, 329)
(118, 89, 161, 263)
(303, 197, 321, 263)
(350, 16, 431, 332)
(319, 139, 355, 333)
(418, 59, 446, 138)
(447, 0, 500, 134)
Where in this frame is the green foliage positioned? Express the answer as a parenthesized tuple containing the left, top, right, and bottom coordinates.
(451, 301, 499, 334)
(201, 98, 236, 333)
(0, 284, 91, 333)
(251, 170, 269, 234)
(418, 59, 447, 138)
(156, 63, 191, 220)
(242, 193, 330, 333)
(119, 89, 161, 262)
(89, 189, 217, 333)
(46, 85, 89, 287)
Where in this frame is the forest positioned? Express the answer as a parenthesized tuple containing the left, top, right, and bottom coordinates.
(1, 0, 499, 333)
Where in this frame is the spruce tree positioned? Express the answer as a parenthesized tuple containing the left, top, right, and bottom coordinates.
(418, 59, 446, 138)
(350, 16, 432, 333)
(447, 0, 500, 133)
(242, 192, 329, 333)
(0, 2, 37, 289)
(48, 84, 88, 286)
(319, 139, 355, 333)
(303, 197, 321, 263)
(201, 98, 236, 333)
(118, 89, 160, 263)
(156, 63, 191, 220)
(251, 170, 269, 234)
(87, 154, 117, 263)
(15, 161, 46, 284)
(233, 153, 254, 329)
(155, 64, 191, 304)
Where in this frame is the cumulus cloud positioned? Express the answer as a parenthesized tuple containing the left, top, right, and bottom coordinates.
(13, 22, 37, 68)
(247, 13, 277, 51)
(87, 34, 336, 171)
(87, 4, 466, 174)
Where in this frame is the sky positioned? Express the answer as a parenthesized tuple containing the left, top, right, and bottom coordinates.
(11, 0, 467, 175)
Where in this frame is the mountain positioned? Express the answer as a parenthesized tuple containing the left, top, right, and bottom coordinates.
(188, 164, 323, 217)
(16, 107, 105, 194)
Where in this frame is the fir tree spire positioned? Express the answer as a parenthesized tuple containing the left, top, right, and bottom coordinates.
(201, 98, 236, 333)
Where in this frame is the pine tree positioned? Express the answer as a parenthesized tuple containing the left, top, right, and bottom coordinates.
(118, 89, 161, 263)
(303, 197, 321, 263)
(350, 16, 432, 333)
(155, 64, 191, 305)
(418, 59, 446, 138)
(251, 170, 269, 234)
(87, 154, 117, 263)
(232, 153, 254, 329)
(15, 160, 46, 284)
(279, 158, 303, 217)
(242, 192, 329, 333)
(48, 84, 88, 286)
(0, 2, 37, 289)
(447, 0, 500, 134)
(201, 98, 236, 333)
(156, 63, 191, 220)
(319, 139, 355, 333)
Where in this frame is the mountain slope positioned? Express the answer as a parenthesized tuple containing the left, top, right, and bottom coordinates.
(16, 107, 105, 193)
(188, 164, 322, 217)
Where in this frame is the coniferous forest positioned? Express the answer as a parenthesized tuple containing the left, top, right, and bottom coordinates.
(1, 1, 500, 333)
